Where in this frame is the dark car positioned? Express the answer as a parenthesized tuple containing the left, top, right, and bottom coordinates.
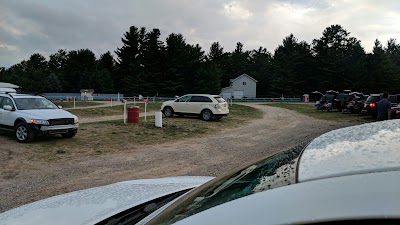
(362, 94, 399, 119)
(315, 90, 339, 111)
(389, 94, 400, 119)
(361, 94, 381, 118)
(335, 93, 356, 112)
(344, 94, 367, 114)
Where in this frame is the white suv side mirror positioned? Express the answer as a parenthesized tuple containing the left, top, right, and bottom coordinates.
(3, 105, 13, 111)
(58, 105, 63, 109)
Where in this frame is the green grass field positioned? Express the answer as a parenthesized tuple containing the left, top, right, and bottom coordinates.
(28, 104, 262, 161)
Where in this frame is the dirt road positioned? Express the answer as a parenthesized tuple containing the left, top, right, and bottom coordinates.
(0, 104, 349, 212)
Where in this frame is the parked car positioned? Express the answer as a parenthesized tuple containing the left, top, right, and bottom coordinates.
(2, 120, 400, 225)
(335, 92, 354, 112)
(361, 94, 381, 118)
(0, 92, 79, 142)
(315, 90, 339, 111)
(161, 94, 229, 121)
(343, 93, 366, 114)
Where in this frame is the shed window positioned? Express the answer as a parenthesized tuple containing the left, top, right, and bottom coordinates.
(243, 82, 246, 85)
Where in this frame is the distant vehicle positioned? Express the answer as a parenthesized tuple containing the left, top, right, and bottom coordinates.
(361, 94, 381, 118)
(346, 94, 368, 114)
(315, 90, 339, 111)
(161, 94, 229, 121)
(0, 93, 79, 143)
(2, 120, 400, 224)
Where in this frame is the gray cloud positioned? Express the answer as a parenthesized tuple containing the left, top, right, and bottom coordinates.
(1, 0, 400, 67)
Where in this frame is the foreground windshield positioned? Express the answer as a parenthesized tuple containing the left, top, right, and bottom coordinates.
(14, 98, 58, 110)
(148, 144, 305, 224)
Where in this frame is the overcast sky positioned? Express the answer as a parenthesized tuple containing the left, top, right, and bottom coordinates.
(1, 0, 400, 68)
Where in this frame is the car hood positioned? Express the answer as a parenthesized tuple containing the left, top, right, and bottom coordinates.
(298, 120, 400, 182)
(17, 109, 76, 120)
(0, 176, 214, 225)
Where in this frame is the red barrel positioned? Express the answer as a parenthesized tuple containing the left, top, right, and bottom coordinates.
(127, 106, 140, 124)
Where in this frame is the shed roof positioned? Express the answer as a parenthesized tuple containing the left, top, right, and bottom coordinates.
(229, 74, 258, 83)
(80, 89, 94, 93)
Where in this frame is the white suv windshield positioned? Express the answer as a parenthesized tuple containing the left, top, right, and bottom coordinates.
(14, 98, 58, 110)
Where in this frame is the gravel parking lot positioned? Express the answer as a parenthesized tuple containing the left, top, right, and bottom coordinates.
(0, 103, 351, 212)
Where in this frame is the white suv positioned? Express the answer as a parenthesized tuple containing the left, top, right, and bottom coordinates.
(0, 92, 79, 143)
(161, 94, 229, 121)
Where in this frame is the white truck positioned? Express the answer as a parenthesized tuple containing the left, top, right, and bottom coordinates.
(0, 90, 79, 143)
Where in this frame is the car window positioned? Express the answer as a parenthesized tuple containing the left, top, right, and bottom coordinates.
(214, 96, 226, 103)
(190, 96, 212, 102)
(0, 97, 14, 109)
(14, 97, 58, 110)
(366, 96, 380, 103)
(177, 96, 191, 102)
(389, 95, 397, 103)
(148, 144, 306, 225)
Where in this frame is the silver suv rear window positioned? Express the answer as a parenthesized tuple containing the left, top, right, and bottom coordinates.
(214, 97, 226, 103)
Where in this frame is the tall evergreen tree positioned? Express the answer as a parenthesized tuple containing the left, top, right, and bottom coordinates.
(115, 26, 147, 95)
(163, 33, 205, 95)
(312, 25, 361, 92)
(94, 51, 115, 93)
(272, 34, 315, 96)
(366, 39, 399, 93)
(248, 46, 273, 97)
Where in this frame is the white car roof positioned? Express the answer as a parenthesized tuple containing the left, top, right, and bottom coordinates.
(0, 88, 17, 93)
(183, 94, 221, 97)
(8, 94, 44, 99)
(298, 120, 400, 182)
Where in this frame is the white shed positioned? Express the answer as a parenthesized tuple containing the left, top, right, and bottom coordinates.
(220, 74, 257, 99)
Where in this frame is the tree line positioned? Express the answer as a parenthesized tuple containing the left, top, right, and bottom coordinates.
(1, 24, 399, 97)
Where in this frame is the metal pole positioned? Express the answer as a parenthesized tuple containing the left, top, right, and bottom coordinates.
(124, 102, 127, 124)
(73, 97, 76, 109)
(145, 102, 147, 122)
(134, 96, 136, 105)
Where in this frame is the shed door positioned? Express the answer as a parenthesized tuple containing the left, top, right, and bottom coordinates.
(233, 91, 244, 99)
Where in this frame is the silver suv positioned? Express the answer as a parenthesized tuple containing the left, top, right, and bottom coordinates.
(0, 92, 79, 143)
(161, 94, 229, 121)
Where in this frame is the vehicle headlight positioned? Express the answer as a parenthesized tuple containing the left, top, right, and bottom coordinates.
(74, 116, 79, 124)
(215, 104, 221, 109)
(30, 119, 49, 125)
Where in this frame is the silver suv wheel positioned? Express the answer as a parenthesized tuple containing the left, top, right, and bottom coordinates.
(16, 126, 28, 141)
(201, 109, 213, 121)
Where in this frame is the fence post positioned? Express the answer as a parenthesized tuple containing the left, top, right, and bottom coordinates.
(124, 102, 127, 124)
(73, 97, 76, 109)
(145, 102, 147, 122)
(111, 97, 113, 107)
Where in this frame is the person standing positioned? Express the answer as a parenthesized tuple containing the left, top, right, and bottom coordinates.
(377, 92, 392, 121)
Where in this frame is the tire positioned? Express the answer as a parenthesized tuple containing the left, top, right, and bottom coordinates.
(201, 109, 213, 121)
(163, 106, 174, 117)
(62, 130, 77, 138)
(15, 123, 36, 143)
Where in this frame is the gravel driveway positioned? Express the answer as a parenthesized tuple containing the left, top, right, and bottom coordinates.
(0, 103, 350, 212)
